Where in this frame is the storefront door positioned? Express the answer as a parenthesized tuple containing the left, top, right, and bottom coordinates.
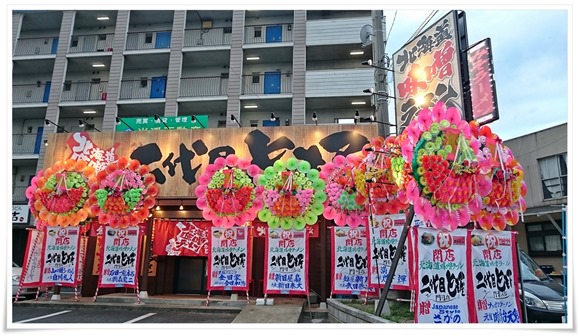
(173, 257, 207, 294)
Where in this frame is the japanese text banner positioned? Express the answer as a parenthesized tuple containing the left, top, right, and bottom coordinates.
(414, 227, 470, 323)
(264, 228, 309, 295)
(469, 229, 522, 323)
(331, 226, 375, 296)
(41, 227, 81, 287)
(367, 213, 411, 290)
(98, 227, 141, 288)
(20, 229, 44, 287)
(152, 220, 210, 256)
(208, 226, 251, 291)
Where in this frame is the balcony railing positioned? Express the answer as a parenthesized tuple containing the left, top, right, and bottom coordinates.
(13, 83, 51, 104)
(61, 81, 108, 102)
(69, 33, 114, 53)
(13, 133, 43, 155)
(183, 27, 232, 47)
(244, 24, 293, 44)
(242, 73, 292, 95)
(179, 76, 228, 97)
(14, 37, 58, 56)
(120, 78, 167, 100)
(126, 31, 172, 51)
(12, 186, 28, 203)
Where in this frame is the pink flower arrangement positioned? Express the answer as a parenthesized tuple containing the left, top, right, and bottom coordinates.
(319, 153, 368, 227)
(400, 102, 492, 230)
(195, 154, 263, 228)
(468, 121, 528, 230)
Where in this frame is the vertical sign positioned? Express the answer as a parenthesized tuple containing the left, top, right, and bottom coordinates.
(331, 226, 375, 296)
(414, 227, 470, 323)
(467, 38, 499, 125)
(367, 213, 411, 289)
(20, 229, 44, 287)
(393, 10, 465, 134)
(208, 226, 251, 291)
(98, 226, 141, 288)
(469, 230, 522, 323)
(41, 227, 81, 286)
(264, 228, 308, 295)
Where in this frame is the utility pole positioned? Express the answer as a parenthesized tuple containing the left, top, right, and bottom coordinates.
(372, 10, 390, 136)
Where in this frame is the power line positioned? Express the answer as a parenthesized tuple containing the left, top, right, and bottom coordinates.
(384, 10, 397, 54)
(405, 10, 438, 45)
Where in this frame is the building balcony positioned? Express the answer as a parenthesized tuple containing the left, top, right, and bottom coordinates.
(126, 31, 172, 51)
(183, 27, 232, 48)
(120, 78, 167, 100)
(13, 83, 51, 104)
(60, 81, 108, 102)
(242, 72, 292, 95)
(244, 24, 293, 44)
(179, 76, 228, 98)
(12, 186, 28, 203)
(13, 37, 59, 57)
(13, 133, 43, 155)
(69, 33, 114, 54)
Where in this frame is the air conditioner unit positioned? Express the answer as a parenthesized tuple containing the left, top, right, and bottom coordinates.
(202, 21, 213, 29)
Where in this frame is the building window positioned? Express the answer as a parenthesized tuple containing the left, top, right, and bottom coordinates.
(538, 153, 567, 200)
(145, 33, 153, 44)
(140, 77, 148, 88)
(71, 37, 78, 48)
(223, 27, 232, 34)
(63, 80, 72, 91)
(252, 72, 260, 84)
(217, 120, 226, 128)
(525, 221, 562, 257)
(254, 27, 262, 38)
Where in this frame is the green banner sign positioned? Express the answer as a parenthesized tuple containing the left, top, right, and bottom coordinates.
(115, 115, 208, 131)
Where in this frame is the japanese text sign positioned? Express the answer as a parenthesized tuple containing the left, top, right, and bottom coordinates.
(41, 227, 81, 286)
(467, 38, 499, 125)
(20, 229, 44, 287)
(367, 213, 411, 290)
(12, 204, 30, 224)
(393, 10, 465, 134)
(208, 226, 251, 291)
(264, 228, 309, 295)
(331, 226, 375, 296)
(115, 115, 208, 131)
(98, 227, 141, 288)
(152, 220, 210, 256)
(414, 227, 469, 323)
(469, 230, 521, 323)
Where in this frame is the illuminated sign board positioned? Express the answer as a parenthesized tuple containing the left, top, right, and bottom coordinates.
(393, 10, 466, 134)
(467, 38, 499, 125)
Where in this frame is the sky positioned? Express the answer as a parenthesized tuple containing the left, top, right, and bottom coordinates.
(380, 8, 569, 141)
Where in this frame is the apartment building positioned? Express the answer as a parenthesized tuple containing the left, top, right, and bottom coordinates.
(11, 10, 380, 293)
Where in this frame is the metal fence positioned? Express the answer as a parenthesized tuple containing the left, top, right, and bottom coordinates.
(120, 78, 166, 100)
(13, 83, 50, 104)
(244, 24, 293, 44)
(14, 37, 58, 56)
(179, 76, 228, 97)
(183, 27, 232, 47)
(61, 81, 108, 102)
(12, 133, 42, 155)
(126, 31, 172, 50)
(12, 186, 28, 203)
(242, 73, 292, 95)
(69, 33, 114, 53)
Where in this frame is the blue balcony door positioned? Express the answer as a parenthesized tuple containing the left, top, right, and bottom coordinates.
(266, 25, 282, 43)
(150, 76, 167, 98)
(264, 71, 281, 94)
(34, 127, 43, 154)
(51, 37, 59, 54)
(42, 81, 51, 103)
(155, 32, 171, 49)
